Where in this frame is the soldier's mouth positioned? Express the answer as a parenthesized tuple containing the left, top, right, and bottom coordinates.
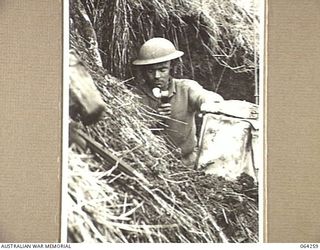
(154, 81, 169, 90)
(154, 83, 163, 88)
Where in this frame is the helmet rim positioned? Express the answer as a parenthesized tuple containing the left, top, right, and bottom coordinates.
(132, 50, 184, 65)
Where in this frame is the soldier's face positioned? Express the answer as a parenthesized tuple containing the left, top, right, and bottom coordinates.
(143, 61, 171, 90)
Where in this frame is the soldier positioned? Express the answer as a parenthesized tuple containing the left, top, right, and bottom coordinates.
(133, 37, 223, 167)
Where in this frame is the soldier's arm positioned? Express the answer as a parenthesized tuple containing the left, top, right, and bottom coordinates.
(187, 80, 223, 112)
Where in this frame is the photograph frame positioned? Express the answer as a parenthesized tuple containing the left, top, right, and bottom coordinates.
(61, 0, 265, 243)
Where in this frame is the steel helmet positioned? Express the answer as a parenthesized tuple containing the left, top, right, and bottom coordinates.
(132, 37, 184, 65)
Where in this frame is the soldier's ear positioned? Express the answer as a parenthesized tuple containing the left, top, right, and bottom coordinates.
(170, 59, 180, 76)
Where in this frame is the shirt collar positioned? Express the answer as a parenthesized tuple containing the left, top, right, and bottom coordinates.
(167, 77, 176, 97)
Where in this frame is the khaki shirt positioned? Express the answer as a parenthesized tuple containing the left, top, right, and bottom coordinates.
(135, 78, 223, 156)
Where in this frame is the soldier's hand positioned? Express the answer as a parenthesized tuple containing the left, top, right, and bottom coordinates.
(158, 103, 172, 116)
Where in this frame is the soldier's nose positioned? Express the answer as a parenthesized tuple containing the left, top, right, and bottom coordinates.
(155, 70, 161, 78)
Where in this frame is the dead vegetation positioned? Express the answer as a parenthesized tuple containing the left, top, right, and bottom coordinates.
(68, 0, 260, 243)
(71, 0, 260, 101)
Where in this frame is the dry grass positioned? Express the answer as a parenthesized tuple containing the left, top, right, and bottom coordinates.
(82, 0, 260, 79)
(71, 0, 260, 100)
(68, 0, 259, 242)
(67, 30, 258, 242)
